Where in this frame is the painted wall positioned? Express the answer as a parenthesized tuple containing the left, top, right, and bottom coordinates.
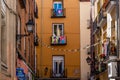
(16, 0, 36, 79)
(80, 2, 90, 80)
(36, 0, 80, 78)
(0, 0, 16, 80)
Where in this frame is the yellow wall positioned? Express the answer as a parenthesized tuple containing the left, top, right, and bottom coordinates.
(36, 0, 80, 78)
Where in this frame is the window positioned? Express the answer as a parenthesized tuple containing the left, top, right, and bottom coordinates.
(53, 0, 63, 16)
(53, 56, 64, 77)
(1, 10, 7, 65)
(17, 16, 21, 49)
(53, 24, 64, 36)
(51, 24, 66, 45)
(28, 39, 30, 62)
(24, 37, 26, 57)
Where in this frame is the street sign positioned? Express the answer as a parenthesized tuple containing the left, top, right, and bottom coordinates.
(16, 67, 26, 80)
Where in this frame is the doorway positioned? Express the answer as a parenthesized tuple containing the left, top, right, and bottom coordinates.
(52, 56, 64, 77)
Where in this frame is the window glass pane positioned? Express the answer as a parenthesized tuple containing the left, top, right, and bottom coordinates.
(53, 1, 63, 16)
(58, 3, 62, 9)
(54, 25, 57, 36)
(53, 3, 57, 9)
(59, 25, 63, 36)
(53, 24, 64, 36)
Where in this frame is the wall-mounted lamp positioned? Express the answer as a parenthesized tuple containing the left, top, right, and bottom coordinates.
(17, 19, 34, 38)
(86, 56, 92, 65)
(26, 19, 34, 33)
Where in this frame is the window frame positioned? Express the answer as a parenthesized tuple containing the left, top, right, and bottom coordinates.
(52, 23, 64, 36)
(52, 0, 65, 17)
(1, 6, 7, 69)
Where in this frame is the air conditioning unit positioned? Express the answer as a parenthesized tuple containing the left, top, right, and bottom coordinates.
(108, 61, 117, 78)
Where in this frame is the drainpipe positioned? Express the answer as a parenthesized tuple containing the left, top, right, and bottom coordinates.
(116, 0, 119, 59)
(116, 0, 120, 78)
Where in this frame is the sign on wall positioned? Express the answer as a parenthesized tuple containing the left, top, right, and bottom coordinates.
(16, 67, 26, 80)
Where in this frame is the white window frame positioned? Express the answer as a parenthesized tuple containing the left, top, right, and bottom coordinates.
(53, 1, 63, 9)
(52, 24, 64, 36)
(53, 56, 64, 75)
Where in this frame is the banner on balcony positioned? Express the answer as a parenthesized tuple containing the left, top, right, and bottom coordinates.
(51, 36, 66, 45)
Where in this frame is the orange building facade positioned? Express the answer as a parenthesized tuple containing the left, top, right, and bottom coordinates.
(16, 0, 36, 80)
(36, 0, 80, 79)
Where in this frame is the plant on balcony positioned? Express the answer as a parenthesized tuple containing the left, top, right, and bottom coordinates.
(99, 54, 106, 60)
(110, 44, 117, 56)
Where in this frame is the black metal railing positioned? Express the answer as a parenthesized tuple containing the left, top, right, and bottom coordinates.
(98, 9, 106, 24)
(51, 8, 66, 18)
(93, 18, 97, 31)
(19, 0, 26, 8)
(51, 35, 67, 45)
(50, 69, 67, 78)
(93, 17, 99, 33)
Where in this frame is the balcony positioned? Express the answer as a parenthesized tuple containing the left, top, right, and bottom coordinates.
(105, 0, 116, 13)
(50, 69, 67, 78)
(51, 36, 67, 45)
(51, 9, 66, 18)
(19, 0, 26, 8)
(93, 17, 99, 35)
(97, 9, 106, 27)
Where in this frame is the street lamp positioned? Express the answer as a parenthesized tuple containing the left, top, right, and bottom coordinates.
(86, 56, 92, 65)
(17, 19, 34, 38)
(26, 19, 34, 33)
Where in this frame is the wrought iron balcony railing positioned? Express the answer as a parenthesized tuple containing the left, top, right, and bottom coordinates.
(51, 36, 67, 45)
(51, 9, 66, 18)
(98, 9, 106, 25)
(50, 69, 67, 78)
(93, 17, 100, 35)
(93, 18, 98, 31)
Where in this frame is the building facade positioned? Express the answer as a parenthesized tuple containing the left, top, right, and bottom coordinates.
(80, 0, 91, 80)
(0, 0, 16, 80)
(36, 0, 80, 79)
(90, 0, 117, 80)
(16, 0, 36, 80)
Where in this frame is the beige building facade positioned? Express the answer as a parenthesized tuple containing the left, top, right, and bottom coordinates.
(0, 0, 16, 80)
(80, 1, 90, 80)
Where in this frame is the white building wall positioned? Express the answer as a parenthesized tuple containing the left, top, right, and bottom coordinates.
(80, 2, 90, 80)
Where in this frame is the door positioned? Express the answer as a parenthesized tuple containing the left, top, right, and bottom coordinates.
(53, 56, 64, 77)
(53, 1, 63, 16)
